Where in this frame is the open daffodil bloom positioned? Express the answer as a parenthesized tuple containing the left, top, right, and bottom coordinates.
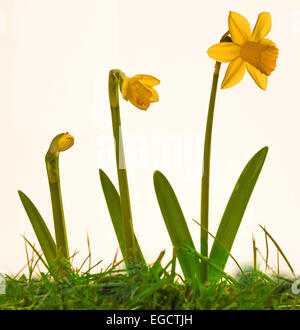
(122, 74, 160, 110)
(207, 11, 278, 90)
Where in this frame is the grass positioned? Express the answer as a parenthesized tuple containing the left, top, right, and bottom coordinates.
(1, 252, 300, 310)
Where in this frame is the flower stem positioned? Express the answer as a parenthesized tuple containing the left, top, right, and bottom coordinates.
(108, 69, 136, 263)
(200, 61, 221, 283)
(45, 153, 69, 261)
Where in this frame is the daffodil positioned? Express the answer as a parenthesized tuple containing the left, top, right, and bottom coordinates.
(207, 11, 278, 90)
(44, 133, 74, 262)
(122, 74, 160, 110)
(108, 69, 157, 265)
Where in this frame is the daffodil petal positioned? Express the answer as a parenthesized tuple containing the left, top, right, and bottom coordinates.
(246, 63, 268, 90)
(207, 42, 241, 63)
(228, 11, 251, 45)
(250, 12, 272, 42)
(221, 57, 246, 89)
(148, 87, 159, 102)
(121, 78, 130, 100)
(134, 74, 160, 87)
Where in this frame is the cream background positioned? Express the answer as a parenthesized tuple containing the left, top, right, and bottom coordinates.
(0, 0, 299, 277)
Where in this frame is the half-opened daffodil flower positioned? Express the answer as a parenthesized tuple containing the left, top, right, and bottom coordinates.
(207, 11, 278, 90)
(122, 74, 160, 110)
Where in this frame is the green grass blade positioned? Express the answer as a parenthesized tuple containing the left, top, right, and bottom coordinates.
(18, 190, 57, 266)
(259, 225, 295, 276)
(99, 169, 145, 266)
(192, 218, 245, 276)
(153, 170, 201, 283)
(186, 247, 239, 286)
(22, 235, 49, 270)
(209, 146, 268, 280)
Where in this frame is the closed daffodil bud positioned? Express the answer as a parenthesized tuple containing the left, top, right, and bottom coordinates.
(46, 133, 74, 161)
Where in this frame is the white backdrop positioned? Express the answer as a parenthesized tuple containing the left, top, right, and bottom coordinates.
(1, 0, 300, 277)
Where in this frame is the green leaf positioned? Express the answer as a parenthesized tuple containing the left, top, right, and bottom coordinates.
(209, 147, 268, 280)
(153, 171, 201, 283)
(99, 169, 145, 266)
(18, 190, 57, 266)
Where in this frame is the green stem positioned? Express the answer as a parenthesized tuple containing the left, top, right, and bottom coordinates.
(200, 61, 220, 283)
(45, 155, 69, 261)
(108, 69, 136, 263)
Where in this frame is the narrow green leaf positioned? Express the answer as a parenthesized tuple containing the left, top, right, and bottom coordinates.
(99, 169, 145, 266)
(153, 170, 201, 283)
(209, 147, 268, 280)
(18, 190, 57, 266)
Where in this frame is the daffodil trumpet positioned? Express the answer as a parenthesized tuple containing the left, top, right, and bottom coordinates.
(45, 133, 74, 262)
(108, 69, 159, 265)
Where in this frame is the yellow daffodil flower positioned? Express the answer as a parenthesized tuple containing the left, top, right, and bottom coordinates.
(207, 11, 278, 90)
(122, 74, 160, 110)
